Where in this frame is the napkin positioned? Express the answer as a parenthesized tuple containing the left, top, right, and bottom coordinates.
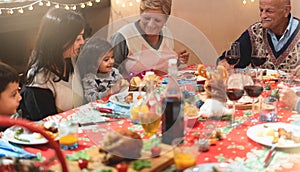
(99, 102, 130, 117)
(0, 140, 36, 159)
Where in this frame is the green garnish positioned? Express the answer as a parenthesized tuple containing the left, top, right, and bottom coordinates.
(66, 150, 90, 161)
(132, 159, 152, 171)
(14, 128, 30, 143)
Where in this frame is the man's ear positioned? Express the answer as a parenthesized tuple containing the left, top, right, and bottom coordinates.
(284, 5, 291, 17)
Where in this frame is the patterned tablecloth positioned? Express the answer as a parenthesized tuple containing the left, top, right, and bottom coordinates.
(19, 65, 300, 172)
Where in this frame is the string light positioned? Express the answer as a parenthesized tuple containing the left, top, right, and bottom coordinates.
(115, 0, 140, 8)
(0, 0, 102, 15)
(242, 0, 255, 5)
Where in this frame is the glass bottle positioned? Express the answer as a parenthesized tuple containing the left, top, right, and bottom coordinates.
(162, 59, 184, 144)
(139, 71, 162, 137)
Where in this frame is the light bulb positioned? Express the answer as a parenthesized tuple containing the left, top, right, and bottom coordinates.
(243, 0, 246, 5)
(116, 0, 120, 5)
(251, 0, 255, 2)
(129, 2, 133, 6)
(18, 8, 24, 13)
(46, 1, 51, 6)
(65, 5, 70, 10)
(122, 3, 126, 8)
(72, 5, 77, 10)
(9, 9, 14, 14)
(0, 9, 2, 15)
(55, 4, 59, 8)
(80, 3, 85, 8)
(87, 1, 93, 6)
(136, 0, 140, 2)
(28, 5, 33, 10)
(95, 0, 101, 2)
(39, 1, 44, 6)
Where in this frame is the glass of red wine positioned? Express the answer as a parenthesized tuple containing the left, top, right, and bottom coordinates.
(225, 42, 240, 69)
(243, 70, 264, 123)
(226, 72, 244, 127)
(251, 45, 267, 78)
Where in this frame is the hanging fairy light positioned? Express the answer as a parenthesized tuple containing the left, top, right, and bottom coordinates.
(242, 0, 255, 5)
(0, 0, 103, 15)
(46, 1, 51, 6)
(18, 8, 24, 13)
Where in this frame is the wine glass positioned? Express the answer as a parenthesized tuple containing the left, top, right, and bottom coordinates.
(226, 72, 244, 127)
(224, 42, 240, 73)
(243, 70, 264, 123)
(251, 44, 267, 78)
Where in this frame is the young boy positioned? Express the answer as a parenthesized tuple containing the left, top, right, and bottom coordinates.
(0, 62, 22, 116)
(77, 38, 128, 102)
(0, 62, 22, 131)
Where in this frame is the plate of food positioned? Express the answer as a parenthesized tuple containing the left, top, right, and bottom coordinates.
(109, 91, 145, 107)
(2, 121, 59, 145)
(246, 122, 300, 148)
(184, 162, 250, 172)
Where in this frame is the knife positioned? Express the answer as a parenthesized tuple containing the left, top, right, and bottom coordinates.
(94, 107, 129, 119)
(79, 119, 120, 127)
(264, 143, 277, 167)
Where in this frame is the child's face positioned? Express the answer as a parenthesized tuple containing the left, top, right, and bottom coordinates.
(0, 82, 22, 116)
(98, 50, 114, 73)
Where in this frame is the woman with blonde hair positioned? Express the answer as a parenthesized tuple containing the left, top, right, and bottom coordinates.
(110, 0, 189, 79)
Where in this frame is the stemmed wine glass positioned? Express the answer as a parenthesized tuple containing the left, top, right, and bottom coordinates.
(226, 72, 244, 127)
(225, 42, 240, 74)
(243, 70, 264, 123)
(251, 44, 267, 78)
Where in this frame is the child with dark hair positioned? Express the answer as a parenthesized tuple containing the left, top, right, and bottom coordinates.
(0, 62, 22, 131)
(77, 38, 128, 102)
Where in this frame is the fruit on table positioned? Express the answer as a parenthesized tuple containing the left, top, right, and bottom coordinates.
(78, 159, 89, 169)
(151, 146, 162, 157)
(116, 163, 128, 172)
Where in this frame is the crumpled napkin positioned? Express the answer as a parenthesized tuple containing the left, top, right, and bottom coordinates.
(0, 140, 36, 159)
(199, 99, 232, 118)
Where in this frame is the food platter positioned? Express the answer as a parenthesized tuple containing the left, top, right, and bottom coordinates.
(246, 122, 300, 148)
(109, 91, 146, 107)
(3, 126, 52, 145)
(184, 162, 250, 172)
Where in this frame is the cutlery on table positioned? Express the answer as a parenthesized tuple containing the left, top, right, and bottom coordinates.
(94, 107, 128, 119)
(264, 137, 277, 167)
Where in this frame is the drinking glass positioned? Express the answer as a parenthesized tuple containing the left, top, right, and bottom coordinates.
(172, 138, 197, 170)
(226, 72, 244, 127)
(58, 118, 79, 150)
(179, 73, 198, 129)
(251, 44, 267, 78)
(225, 42, 240, 74)
(243, 70, 264, 123)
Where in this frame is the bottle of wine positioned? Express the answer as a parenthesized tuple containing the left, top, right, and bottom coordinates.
(161, 59, 184, 144)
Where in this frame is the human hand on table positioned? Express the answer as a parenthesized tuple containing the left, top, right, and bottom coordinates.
(178, 49, 190, 64)
(278, 83, 298, 109)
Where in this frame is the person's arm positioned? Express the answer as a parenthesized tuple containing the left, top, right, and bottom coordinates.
(110, 33, 129, 69)
(82, 75, 108, 102)
(216, 30, 252, 68)
(20, 86, 57, 121)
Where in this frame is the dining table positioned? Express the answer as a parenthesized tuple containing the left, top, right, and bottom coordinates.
(1, 64, 300, 172)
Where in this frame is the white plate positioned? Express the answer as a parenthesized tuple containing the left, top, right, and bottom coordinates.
(246, 122, 300, 148)
(3, 126, 51, 145)
(109, 91, 145, 107)
(184, 163, 250, 172)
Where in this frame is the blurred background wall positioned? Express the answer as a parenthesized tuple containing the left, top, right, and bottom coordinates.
(0, 0, 299, 72)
